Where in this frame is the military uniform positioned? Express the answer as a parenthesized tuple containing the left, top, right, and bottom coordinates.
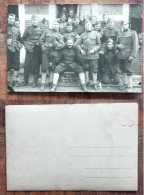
(75, 30, 101, 73)
(101, 48, 121, 84)
(55, 47, 84, 74)
(116, 29, 138, 76)
(22, 25, 43, 85)
(63, 31, 77, 42)
(40, 29, 65, 73)
(7, 25, 22, 71)
(59, 19, 67, 34)
(73, 24, 85, 36)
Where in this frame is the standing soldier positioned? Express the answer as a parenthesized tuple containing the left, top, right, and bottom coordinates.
(63, 22, 77, 43)
(7, 13, 23, 87)
(116, 20, 138, 91)
(73, 16, 85, 38)
(21, 14, 44, 87)
(59, 14, 67, 35)
(75, 20, 101, 90)
(101, 13, 109, 29)
(39, 20, 65, 91)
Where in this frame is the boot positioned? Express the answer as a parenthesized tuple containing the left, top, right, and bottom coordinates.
(119, 73, 128, 90)
(127, 76, 133, 88)
(50, 84, 57, 92)
(92, 73, 98, 90)
(40, 83, 45, 91)
(81, 84, 88, 92)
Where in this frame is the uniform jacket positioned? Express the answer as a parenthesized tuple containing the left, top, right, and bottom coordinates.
(102, 48, 121, 75)
(116, 29, 138, 59)
(73, 24, 85, 36)
(75, 30, 101, 60)
(59, 47, 77, 65)
(7, 25, 22, 52)
(58, 19, 67, 34)
(22, 25, 44, 53)
(101, 27, 119, 44)
(40, 29, 65, 57)
(63, 31, 77, 42)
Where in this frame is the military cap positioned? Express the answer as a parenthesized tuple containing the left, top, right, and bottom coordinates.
(42, 18, 48, 24)
(31, 14, 39, 20)
(106, 38, 114, 44)
(85, 19, 92, 24)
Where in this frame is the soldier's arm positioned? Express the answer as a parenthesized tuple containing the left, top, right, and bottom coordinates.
(54, 35, 65, 50)
(130, 31, 139, 58)
(21, 27, 29, 45)
(39, 30, 46, 46)
(74, 35, 83, 51)
(93, 33, 101, 52)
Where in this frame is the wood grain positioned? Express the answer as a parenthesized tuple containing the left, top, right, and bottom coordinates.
(0, 0, 143, 195)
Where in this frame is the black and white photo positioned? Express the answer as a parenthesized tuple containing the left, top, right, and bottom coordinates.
(7, 4, 142, 92)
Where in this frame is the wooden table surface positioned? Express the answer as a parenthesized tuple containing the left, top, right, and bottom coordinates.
(0, 0, 143, 195)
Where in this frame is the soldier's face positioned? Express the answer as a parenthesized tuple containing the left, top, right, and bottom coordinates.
(85, 22, 92, 31)
(94, 24, 101, 31)
(67, 40, 73, 48)
(53, 22, 59, 31)
(15, 21, 20, 28)
(107, 42, 113, 50)
(61, 15, 67, 22)
(91, 17, 97, 24)
(75, 18, 80, 25)
(32, 17, 39, 26)
(62, 7, 67, 12)
(8, 15, 15, 26)
(43, 22, 48, 29)
(69, 11, 74, 18)
(108, 21, 114, 29)
(66, 26, 73, 32)
(122, 22, 129, 30)
(103, 15, 108, 22)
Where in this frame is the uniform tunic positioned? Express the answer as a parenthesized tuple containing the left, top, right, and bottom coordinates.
(40, 29, 65, 72)
(75, 30, 101, 72)
(116, 29, 138, 76)
(55, 47, 83, 74)
(7, 25, 22, 71)
(22, 25, 44, 83)
(101, 48, 121, 84)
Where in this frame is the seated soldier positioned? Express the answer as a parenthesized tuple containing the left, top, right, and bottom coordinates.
(63, 22, 77, 43)
(50, 39, 87, 92)
(101, 39, 121, 85)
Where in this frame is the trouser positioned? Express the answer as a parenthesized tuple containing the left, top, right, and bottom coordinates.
(24, 46, 41, 83)
(81, 59, 98, 73)
(102, 73, 120, 85)
(118, 59, 133, 76)
(55, 62, 84, 74)
(41, 50, 50, 73)
(7, 49, 20, 71)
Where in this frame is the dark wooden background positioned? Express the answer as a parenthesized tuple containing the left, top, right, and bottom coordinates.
(0, 0, 143, 195)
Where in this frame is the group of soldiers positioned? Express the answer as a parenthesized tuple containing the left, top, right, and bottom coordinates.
(7, 10, 139, 92)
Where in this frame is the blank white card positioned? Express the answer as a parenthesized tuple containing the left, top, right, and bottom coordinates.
(6, 103, 138, 191)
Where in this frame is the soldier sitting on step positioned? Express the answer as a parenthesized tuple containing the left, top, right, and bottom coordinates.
(50, 39, 87, 92)
(101, 39, 121, 85)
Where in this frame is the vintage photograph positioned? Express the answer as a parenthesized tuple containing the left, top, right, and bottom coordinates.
(7, 4, 142, 92)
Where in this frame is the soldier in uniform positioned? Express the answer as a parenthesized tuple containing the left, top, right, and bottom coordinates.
(59, 14, 67, 35)
(50, 39, 87, 92)
(73, 16, 85, 38)
(116, 20, 138, 91)
(68, 10, 75, 25)
(101, 39, 121, 85)
(63, 22, 77, 43)
(49, 20, 65, 88)
(101, 13, 109, 29)
(39, 20, 65, 91)
(91, 16, 97, 28)
(21, 14, 44, 87)
(75, 20, 101, 90)
(94, 22, 102, 38)
(7, 13, 23, 87)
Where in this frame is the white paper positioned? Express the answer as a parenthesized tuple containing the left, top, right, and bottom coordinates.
(6, 103, 138, 191)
